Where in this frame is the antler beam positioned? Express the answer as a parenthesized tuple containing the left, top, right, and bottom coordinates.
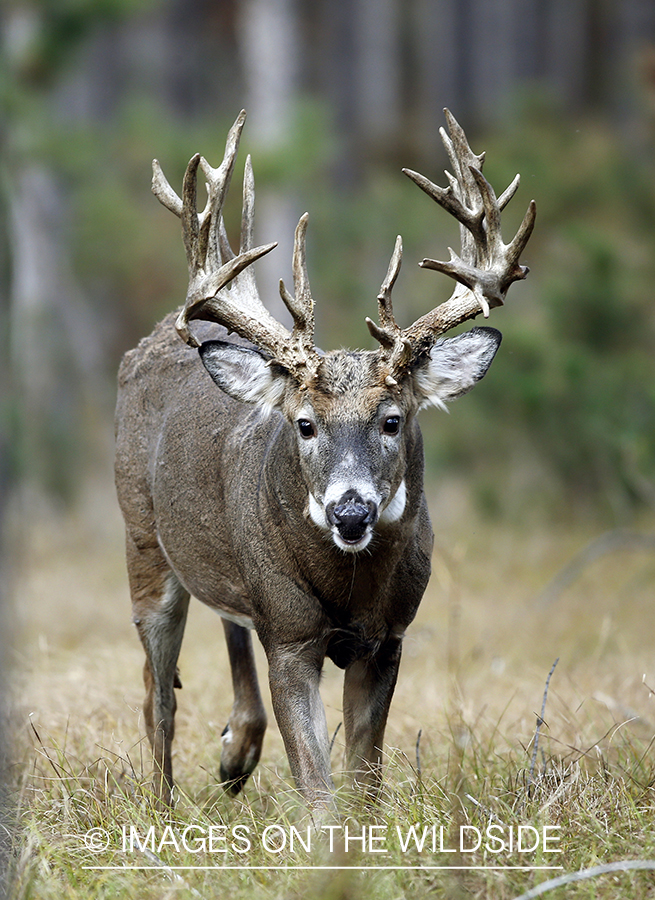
(152, 111, 321, 382)
(153, 109, 534, 385)
(368, 109, 536, 367)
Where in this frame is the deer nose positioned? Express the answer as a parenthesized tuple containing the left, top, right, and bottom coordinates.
(327, 492, 377, 543)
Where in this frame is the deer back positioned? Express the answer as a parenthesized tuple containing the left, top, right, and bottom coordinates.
(115, 312, 435, 662)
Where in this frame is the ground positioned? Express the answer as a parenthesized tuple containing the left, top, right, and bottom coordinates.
(5, 476, 655, 899)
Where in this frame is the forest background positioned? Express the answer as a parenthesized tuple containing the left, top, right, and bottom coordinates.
(2, 1, 655, 898)
(3, 0, 655, 519)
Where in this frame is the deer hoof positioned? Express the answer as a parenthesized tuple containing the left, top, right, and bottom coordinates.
(219, 764, 251, 795)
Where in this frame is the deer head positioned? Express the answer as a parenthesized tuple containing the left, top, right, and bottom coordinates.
(151, 110, 535, 553)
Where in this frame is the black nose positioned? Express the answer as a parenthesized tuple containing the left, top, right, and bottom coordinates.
(327, 491, 377, 543)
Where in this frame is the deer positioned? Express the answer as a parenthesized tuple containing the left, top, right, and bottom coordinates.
(114, 109, 535, 812)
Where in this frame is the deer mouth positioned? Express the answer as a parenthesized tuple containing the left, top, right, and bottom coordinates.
(338, 523, 369, 543)
(333, 526, 373, 552)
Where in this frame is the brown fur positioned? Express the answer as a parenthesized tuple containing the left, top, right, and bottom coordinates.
(115, 310, 499, 810)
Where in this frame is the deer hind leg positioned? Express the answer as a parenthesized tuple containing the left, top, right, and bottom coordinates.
(126, 537, 190, 807)
(220, 619, 267, 794)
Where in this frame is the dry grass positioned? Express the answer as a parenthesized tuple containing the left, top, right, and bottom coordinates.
(4, 478, 655, 898)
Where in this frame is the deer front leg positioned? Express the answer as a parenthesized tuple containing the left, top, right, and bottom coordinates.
(266, 645, 334, 809)
(220, 619, 267, 793)
(342, 637, 402, 795)
(127, 538, 190, 808)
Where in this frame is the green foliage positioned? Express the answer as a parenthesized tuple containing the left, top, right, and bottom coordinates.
(55, 98, 655, 519)
(6, 36, 655, 519)
(473, 105, 655, 520)
(3, 0, 153, 89)
(299, 100, 655, 523)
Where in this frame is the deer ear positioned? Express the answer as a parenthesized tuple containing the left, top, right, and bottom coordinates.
(412, 326, 501, 411)
(199, 341, 289, 410)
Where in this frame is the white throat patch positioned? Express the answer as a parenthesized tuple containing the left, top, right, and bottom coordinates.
(379, 480, 407, 524)
(308, 493, 329, 530)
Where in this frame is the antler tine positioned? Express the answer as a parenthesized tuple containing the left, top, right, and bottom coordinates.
(278, 213, 320, 380)
(443, 108, 483, 167)
(152, 159, 183, 216)
(181, 154, 202, 273)
(368, 109, 536, 369)
(506, 197, 537, 269)
(240, 154, 256, 253)
(198, 112, 247, 266)
(402, 169, 480, 239)
(214, 154, 255, 271)
(153, 110, 323, 379)
(377, 234, 403, 332)
(365, 236, 411, 373)
(439, 109, 485, 221)
(498, 173, 521, 211)
(279, 214, 311, 319)
(209, 152, 263, 326)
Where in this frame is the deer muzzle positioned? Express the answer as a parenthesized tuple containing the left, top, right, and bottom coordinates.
(326, 490, 378, 548)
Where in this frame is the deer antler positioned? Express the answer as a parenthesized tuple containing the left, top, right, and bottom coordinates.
(367, 109, 536, 368)
(152, 111, 321, 382)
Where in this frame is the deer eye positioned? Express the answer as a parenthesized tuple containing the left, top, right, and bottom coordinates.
(297, 419, 316, 439)
(382, 416, 400, 436)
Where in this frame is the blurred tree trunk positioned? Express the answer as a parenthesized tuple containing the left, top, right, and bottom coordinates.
(237, 0, 300, 325)
(353, 0, 401, 154)
(4, 3, 111, 500)
(413, 0, 460, 149)
(2, 0, 655, 508)
(314, 0, 360, 186)
(8, 162, 101, 497)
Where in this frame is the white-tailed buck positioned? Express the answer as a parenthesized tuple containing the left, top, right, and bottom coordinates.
(115, 110, 535, 809)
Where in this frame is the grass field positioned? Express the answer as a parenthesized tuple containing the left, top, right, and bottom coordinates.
(4, 477, 655, 899)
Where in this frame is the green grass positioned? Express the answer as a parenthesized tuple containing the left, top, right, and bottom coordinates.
(5, 482, 655, 898)
(8, 711, 655, 899)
